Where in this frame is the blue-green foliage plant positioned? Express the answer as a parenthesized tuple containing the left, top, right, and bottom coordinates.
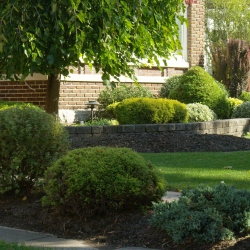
(114, 97, 188, 124)
(42, 147, 166, 215)
(0, 106, 70, 194)
(232, 101, 250, 118)
(150, 184, 250, 244)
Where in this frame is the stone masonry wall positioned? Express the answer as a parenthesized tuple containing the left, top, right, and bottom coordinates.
(65, 118, 250, 139)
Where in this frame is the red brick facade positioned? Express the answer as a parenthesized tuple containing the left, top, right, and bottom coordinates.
(0, 81, 47, 106)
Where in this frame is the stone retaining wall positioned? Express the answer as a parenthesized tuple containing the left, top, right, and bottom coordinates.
(65, 118, 250, 138)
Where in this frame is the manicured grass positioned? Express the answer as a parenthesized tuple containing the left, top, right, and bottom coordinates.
(0, 241, 51, 250)
(141, 151, 250, 191)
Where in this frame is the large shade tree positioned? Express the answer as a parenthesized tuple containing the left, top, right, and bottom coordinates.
(0, 0, 186, 113)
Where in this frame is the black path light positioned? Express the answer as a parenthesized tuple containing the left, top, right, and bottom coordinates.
(85, 100, 100, 122)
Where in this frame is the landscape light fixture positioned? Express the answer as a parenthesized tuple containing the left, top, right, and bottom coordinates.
(85, 100, 100, 122)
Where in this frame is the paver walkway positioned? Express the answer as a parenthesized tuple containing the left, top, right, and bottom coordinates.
(0, 191, 181, 250)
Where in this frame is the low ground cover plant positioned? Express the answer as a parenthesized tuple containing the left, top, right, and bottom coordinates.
(150, 184, 250, 244)
(42, 147, 166, 215)
(76, 118, 119, 126)
(0, 105, 70, 194)
(114, 97, 188, 124)
(186, 103, 217, 122)
(169, 66, 230, 119)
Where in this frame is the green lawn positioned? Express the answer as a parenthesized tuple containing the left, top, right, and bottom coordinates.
(0, 241, 51, 250)
(141, 151, 250, 191)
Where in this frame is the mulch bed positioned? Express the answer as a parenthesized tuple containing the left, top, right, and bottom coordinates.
(1, 133, 250, 250)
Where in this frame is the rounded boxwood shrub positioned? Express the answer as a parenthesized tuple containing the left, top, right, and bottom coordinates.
(239, 92, 250, 102)
(186, 103, 217, 122)
(114, 97, 188, 124)
(42, 147, 166, 215)
(158, 75, 182, 98)
(97, 84, 154, 119)
(169, 66, 230, 119)
(215, 80, 229, 98)
(0, 106, 70, 194)
(151, 184, 250, 244)
(231, 101, 250, 118)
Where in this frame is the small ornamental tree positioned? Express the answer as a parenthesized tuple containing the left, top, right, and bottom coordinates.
(0, 0, 186, 113)
(210, 38, 250, 97)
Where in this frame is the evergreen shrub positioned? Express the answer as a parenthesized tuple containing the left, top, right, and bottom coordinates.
(114, 97, 188, 125)
(169, 66, 230, 119)
(239, 92, 250, 102)
(151, 184, 250, 244)
(42, 147, 166, 215)
(0, 106, 70, 194)
(159, 75, 182, 98)
(97, 84, 154, 118)
(0, 100, 39, 110)
(186, 103, 217, 122)
(232, 101, 250, 118)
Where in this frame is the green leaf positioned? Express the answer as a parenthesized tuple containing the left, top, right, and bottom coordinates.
(47, 55, 54, 65)
(35, 57, 42, 65)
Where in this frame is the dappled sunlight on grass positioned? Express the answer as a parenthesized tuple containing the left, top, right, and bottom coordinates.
(141, 151, 250, 191)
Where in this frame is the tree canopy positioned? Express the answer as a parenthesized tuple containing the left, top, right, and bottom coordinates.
(205, 0, 250, 44)
(0, 0, 185, 81)
(0, 0, 186, 112)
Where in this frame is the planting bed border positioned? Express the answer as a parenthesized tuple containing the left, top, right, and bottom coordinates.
(65, 118, 250, 138)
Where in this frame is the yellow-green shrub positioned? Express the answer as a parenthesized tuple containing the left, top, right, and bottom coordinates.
(228, 97, 243, 116)
(42, 147, 166, 215)
(114, 98, 188, 124)
(169, 66, 230, 119)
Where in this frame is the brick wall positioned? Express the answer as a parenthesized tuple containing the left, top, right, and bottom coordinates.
(59, 81, 166, 110)
(0, 81, 47, 107)
(187, 0, 205, 68)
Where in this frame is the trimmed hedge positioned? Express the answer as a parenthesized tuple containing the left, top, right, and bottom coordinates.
(42, 147, 166, 215)
(114, 97, 188, 125)
(0, 106, 70, 194)
(169, 66, 230, 119)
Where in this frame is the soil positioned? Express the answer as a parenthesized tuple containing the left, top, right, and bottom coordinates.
(1, 133, 250, 250)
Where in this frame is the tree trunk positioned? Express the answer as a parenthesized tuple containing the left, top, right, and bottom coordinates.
(45, 73, 60, 114)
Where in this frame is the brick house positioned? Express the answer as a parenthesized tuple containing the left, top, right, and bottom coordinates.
(0, 0, 205, 123)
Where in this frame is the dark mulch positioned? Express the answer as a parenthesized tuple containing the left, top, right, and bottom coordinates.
(70, 132, 250, 153)
(1, 133, 250, 250)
